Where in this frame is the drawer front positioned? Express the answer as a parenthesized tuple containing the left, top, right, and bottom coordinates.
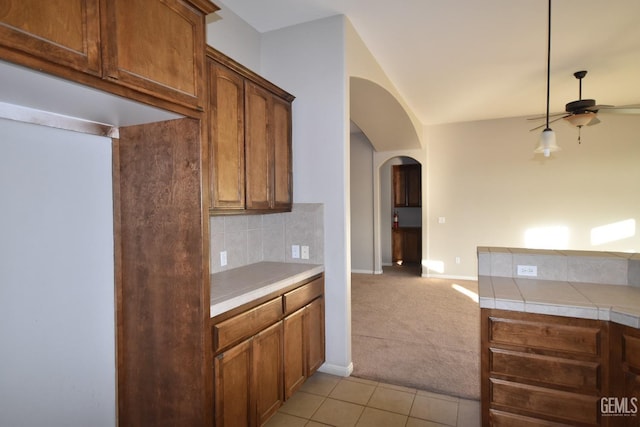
(490, 348, 601, 393)
(283, 276, 323, 314)
(213, 297, 282, 353)
(490, 409, 574, 427)
(490, 378, 599, 425)
(489, 316, 601, 356)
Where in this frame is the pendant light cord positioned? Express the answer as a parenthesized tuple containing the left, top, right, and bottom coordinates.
(545, 0, 552, 130)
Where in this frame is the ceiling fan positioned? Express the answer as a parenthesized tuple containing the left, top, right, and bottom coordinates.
(530, 70, 640, 139)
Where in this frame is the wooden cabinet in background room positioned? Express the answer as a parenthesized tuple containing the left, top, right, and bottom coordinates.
(392, 228, 422, 264)
(0, 0, 217, 115)
(207, 46, 294, 215)
(610, 323, 640, 427)
(393, 164, 421, 207)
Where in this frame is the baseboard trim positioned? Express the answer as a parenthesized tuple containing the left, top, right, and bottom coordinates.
(351, 269, 376, 274)
(318, 362, 354, 377)
(423, 273, 478, 281)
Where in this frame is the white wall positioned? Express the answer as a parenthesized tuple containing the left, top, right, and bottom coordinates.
(208, 10, 353, 375)
(350, 131, 375, 273)
(426, 114, 640, 278)
(206, 5, 261, 72)
(0, 118, 115, 426)
(261, 16, 352, 376)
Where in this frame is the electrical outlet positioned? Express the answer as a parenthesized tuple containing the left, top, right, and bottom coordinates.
(301, 245, 309, 260)
(220, 251, 227, 266)
(517, 264, 537, 277)
(455, 256, 461, 264)
(291, 245, 300, 259)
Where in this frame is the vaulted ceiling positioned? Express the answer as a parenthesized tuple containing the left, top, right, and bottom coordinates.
(216, 0, 640, 127)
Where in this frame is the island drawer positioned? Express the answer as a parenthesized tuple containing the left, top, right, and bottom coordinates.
(283, 276, 324, 314)
(212, 297, 283, 353)
(488, 312, 602, 356)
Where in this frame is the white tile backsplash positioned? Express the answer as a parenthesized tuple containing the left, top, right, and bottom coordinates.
(210, 203, 324, 273)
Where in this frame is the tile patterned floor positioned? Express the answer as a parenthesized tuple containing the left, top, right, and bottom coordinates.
(265, 372, 481, 427)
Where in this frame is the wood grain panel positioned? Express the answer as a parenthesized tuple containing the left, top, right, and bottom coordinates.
(490, 378, 599, 425)
(489, 315, 601, 356)
(208, 60, 245, 210)
(116, 118, 208, 426)
(253, 322, 284, 425)
(284, 308, 306, 399)
(623, 333, 640, 372)
(272, 95, 292, 209)
(283, 277, 324, 314)
(214, 339, 253, 427)
(0, 0, 101, 74)
(245, 81, 272, 210)
(306, 297, 326, 376)
(213, 297, 282, 353)
(490, 348, 601, 392)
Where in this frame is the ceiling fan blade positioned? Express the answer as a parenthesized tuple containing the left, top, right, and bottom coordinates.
(529, 115, 569, 131)
(527, 111, 567, 121)
(596, 104, 640, 114)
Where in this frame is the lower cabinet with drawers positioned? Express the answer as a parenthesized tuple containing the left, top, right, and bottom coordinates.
(212, 274, 325, 427)
(482, 309, 610, 426)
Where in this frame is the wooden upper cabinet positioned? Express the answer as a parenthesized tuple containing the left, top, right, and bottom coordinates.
(0, 0, 218, 114)
(101, 0, 216, 111)
(208, 60, 245, 210)
(393, 164, 421, 207)
(207, 47, 294, 214)
(0, 0, 101, 75)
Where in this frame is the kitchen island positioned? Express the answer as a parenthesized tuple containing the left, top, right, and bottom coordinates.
(478, 247, 640, 426)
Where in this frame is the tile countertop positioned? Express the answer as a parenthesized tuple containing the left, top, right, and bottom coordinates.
(478, 276, 640, 329)
(210, 262, 324, 317)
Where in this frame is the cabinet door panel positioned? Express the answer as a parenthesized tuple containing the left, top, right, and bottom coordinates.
(284, 308, 306, 399)
(0, 0, 101, 74)
(245, 82, 273, 210)
(306, 298, 325, 376)
(215, 339, 253, 427)
(272, 96, 292, 209)
(254, 322, 284, 425)
(103, 0, 209, 109)
(209, 61, 245, 210)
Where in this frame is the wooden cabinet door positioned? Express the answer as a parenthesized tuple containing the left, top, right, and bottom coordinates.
(0, 0, 101, 75)
(392, 230, 403, 263)
(402, 228, 422, 264)
(393, 166, 407, 207)
(272, 95, 292, 210)
(245, 81, 273, 210)
(405, 164, 421, 207)
(306, 297, 325, 376)
(208, 60, 245, 211)
(214, 339, 253, 427)
(284, 308, 306, 399)
(253, 322, 284, 425)
(102, 0, 212, 110)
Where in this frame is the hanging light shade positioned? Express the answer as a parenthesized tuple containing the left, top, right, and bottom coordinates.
(564, 111, 596, 127)
(534, 128, 560, 157)
(535, 0, 561, 157)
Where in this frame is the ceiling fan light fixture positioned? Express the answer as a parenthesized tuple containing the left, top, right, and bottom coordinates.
(535, 128, 560, 157)
(564, 111, 596, 127)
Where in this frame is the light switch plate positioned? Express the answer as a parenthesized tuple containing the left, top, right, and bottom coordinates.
(220, 251, 227, 266)
(301, 245, 309, 260)
(292, 245, 300, 259)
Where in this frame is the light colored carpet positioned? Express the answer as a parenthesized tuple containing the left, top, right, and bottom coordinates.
(351, 266, 481, 400)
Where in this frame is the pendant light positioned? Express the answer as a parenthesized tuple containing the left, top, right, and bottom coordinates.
(534, 0, 561, 157)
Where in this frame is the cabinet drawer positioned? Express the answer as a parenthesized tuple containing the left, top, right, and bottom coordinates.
(489, 409, 574, 427)
(490, 378, 599, 425)
(489, 316, 601, 356)
(283, 277, 323, 314)
(490, 348, 600, 393)
(213, 297, 282, 353)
